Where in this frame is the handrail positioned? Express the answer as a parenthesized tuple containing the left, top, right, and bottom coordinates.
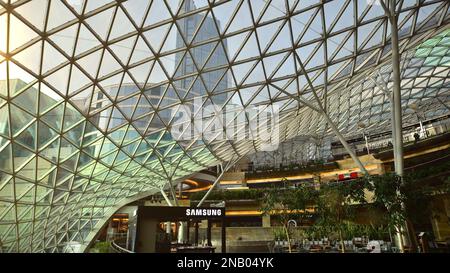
(404, 152, 450, 170)
(110, 238, 134, 253)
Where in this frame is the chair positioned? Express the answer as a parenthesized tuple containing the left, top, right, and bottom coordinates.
(267, 241, 275, 253)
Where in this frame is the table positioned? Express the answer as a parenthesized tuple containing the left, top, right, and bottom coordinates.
(176, 246, 216, 253)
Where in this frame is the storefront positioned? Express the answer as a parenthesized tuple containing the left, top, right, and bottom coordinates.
(133, 206, 227, 253)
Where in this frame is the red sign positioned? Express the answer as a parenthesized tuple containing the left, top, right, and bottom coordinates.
(338, 172, 358, 181)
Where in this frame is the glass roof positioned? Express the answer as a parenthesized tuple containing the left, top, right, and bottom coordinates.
(0, 0, 449, 252)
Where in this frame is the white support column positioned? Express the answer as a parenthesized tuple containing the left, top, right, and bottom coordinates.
(166, 222, 172, 238)
(318, 108, 369, 176)
(167, 179, 179, 206)
(197, 164, 226, 208)
(177, 182, 187, 243)
(197, 157, 242, 208)
(387, 0, 405, 179)
(293, 51, 370, 175)
(177, 222, 187, 244)
(379, 0, 414, 252)
(160, 188, 173, 207)
(159, 188, 174, 240)
(371, 72, 397, 155)
(273, 80, 369, 176)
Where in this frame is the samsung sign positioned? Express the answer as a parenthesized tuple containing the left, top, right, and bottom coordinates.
(186, 208, 222, 217)
(138, 206, 225, 220)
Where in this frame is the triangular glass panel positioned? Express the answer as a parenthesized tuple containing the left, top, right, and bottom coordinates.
(0, 102, 10, 136)
(274, 54, 298, 78)
(39, 84, 63, 114)
(44, 64, 70, 95)
(8, 14, 40, 52)
(0, 14, 5, 53)
(63, 121, 85, 147)
(75, 24, 102, 56)
(10, 103, 35, 137)
(68, 65, 92, 96)
(38, 120, 59, 151)
(41, 101, 64, 132)
(204, 43, 228, 69)
(122, 0, 150, 26)
(144, 23, 171, 53)
(226, 1, 253, 34)
(12, 82, 39, 115)
(129, 61, 153, 84)
(305, 43, 325, 70)
(267, 21, 292, 54)
(231, 60, 257, 85)
(85, 7, 115, 41)
(48, 23, 78, 56)
(178, 11, 207, 45)
(14, 0, 48, 32)
(17, 183, 36, 203)
(85, 0, 113, 13)
(299, 8, 322, 43)
(98, 49, 123, 78)
(143, 2, 172, 27)
(15, 122, 37, 151)
(0, 175, 14, 201)
(357, 20, 379, 49)
(130, 38, 154, 66)
(42, 41, 68, 74)
(47, 0, 77, 31)
(77, 49, 102, 78)
(148, 61, 168, 86)
(12, 42, 42, 75)
(224, 31, 249, 60)
(235, 32, 259, 62)
(109, 8, 135, 41)
(330, 1, 354, 34)
(0, 203, 15, 220)
(109, 35, 137, 65)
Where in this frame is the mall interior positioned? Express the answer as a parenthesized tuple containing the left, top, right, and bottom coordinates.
(0, 0, 450, 253)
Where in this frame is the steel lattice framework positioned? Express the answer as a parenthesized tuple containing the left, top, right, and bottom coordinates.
(0, 0, 449, 252)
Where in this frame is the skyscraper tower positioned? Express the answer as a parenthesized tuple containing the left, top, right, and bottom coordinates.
(175, 0, 228, 105)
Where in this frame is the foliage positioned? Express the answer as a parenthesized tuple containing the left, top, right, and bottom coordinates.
(312, 180, 367, 251)
(249, 161, 338, 178)
(340, 222, 390, 240)
(189, 188, 265, 201)
(303, 222, 390, 241)
(363, 173, 406, 231)
(260, 183, 320, 251)
(260, 184, 318, 218)
(401, 160, 450, 226)
(190, 160, 450, 248)
(272, 227, 288, 241)
(364, 224, 391, 241)
(91, 241, 110, 253)
(260, 161, 450, 250)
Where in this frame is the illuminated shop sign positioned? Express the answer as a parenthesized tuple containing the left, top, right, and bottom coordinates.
(185, 208, 222, 217)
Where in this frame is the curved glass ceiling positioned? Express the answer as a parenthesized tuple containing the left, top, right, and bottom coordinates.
(0, 0, 449, 252)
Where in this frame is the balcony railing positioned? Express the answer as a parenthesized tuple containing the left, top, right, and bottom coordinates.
(110, 237, 134, 253)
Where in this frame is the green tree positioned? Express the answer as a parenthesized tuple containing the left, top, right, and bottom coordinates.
(313, 180, 366, 253)
(261, 182, 318, 253)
